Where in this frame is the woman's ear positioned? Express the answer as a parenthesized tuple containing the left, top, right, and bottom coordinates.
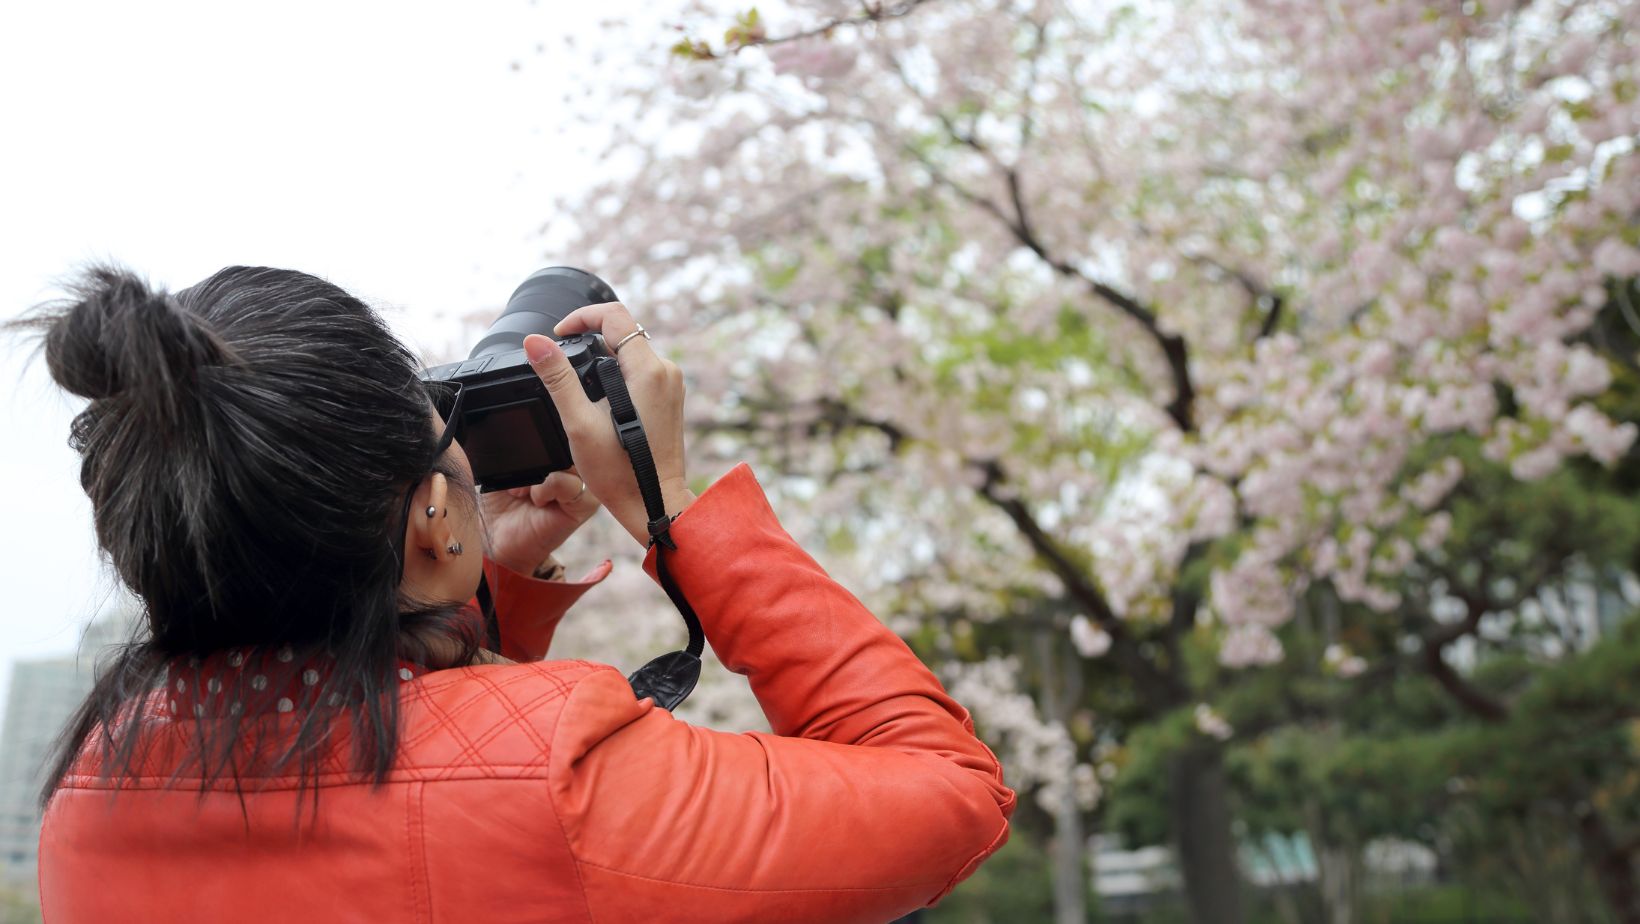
(408, 472, 456, 562)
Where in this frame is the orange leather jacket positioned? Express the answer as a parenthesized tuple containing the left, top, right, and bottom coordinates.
(39, 464, 1015, 922)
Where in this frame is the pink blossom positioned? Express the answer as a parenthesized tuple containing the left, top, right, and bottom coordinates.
(1417, 512, 1453, 553)
(1593, 239, 1640, 279)
(1563, 347, 1613, 397)
(1565, 405, 1639, 466)
(1401, 458, 1463, 510)
(1219, 625, 1284, 669)
(1324, 644, 1368, 678)
(1510, 444, 1562, 481)
(1070, 616, 1113, 658)
(1211, 556, 1295, 630)
(1194, 704, 1234, 740)
(765, 38, 857, 80)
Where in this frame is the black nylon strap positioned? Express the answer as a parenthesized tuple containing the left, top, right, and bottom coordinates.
(594, 357, 674, 550)
(475, 573, 500, 653)
(593, 354, 703, 708)
(655, 551, 705, 656)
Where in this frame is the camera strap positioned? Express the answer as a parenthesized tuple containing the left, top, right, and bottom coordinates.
(593, 356, 703, 711)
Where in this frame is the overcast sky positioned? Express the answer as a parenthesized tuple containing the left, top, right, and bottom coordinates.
(0, 0, 643, 716)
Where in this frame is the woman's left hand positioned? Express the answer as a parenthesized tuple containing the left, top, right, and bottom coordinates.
(481, 468, 601, 575)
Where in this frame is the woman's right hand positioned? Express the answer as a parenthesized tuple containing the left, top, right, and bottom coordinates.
(523, 302, 694, 548)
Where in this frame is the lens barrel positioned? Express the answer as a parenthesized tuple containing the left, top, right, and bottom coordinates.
(469, 267, 619, 359)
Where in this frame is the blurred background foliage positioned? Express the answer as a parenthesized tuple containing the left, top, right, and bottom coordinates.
(607, 1, 1640, 918)
(934, 278, 1640, 921)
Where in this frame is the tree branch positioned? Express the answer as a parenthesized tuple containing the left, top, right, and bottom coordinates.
(1182, 252, 1284, 340)
(878, 50, 1198, 432)
(999, 167, 1195, 432)
(1422, 643, 1508, 722)
(718, 390, 1186, 709)
(728, 0, 939, 54)
(1417, 584, 1510, 722)
(900, 137, 1198, 430)
(972, 458, 1185, 707)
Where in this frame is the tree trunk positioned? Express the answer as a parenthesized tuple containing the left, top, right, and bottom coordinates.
(1304, 796, 1359, 924)
(1577, 806, 1640, 924)
(1249, 839, 1306, 924)
(1170, 745, 1244, 924)
(1316, 842, 1358, 924)
(1049, 779, 1087, 924)
(1031, 628, 1087, 924)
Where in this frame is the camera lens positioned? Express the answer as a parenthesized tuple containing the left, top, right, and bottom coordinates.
(469, 267, 619, 359)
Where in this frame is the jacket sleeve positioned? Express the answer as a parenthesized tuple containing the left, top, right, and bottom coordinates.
(548, 463, 1015, 924)
(480, 558, 612, 662)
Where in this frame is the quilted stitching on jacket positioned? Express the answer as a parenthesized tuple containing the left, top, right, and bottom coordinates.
(57, 659, 609, 789)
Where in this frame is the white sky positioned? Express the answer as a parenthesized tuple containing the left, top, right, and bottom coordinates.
(0, 0, 645, 716)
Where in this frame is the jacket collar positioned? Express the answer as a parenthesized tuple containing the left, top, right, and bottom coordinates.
(162, 647, 430, 719)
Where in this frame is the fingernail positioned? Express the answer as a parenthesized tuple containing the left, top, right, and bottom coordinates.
(524, 334, 556, 365)
(551, 321, 565, 336)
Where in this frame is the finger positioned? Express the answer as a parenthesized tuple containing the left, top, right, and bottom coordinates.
(529, 471, 583, 507)
(546, 476, 600, 520)
(551, 301, 624, 336)
(523, 334, 601, 435)
(552, 465, 600, 513)
(553, 301, 661, 373)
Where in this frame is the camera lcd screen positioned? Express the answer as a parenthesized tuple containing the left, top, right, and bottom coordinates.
(459, 399, 559, 487)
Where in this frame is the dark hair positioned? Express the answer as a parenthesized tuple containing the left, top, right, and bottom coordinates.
(12, 264, 482, 807)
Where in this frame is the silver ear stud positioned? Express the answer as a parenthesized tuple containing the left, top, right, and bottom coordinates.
(446, 541, 464, 557)
(425, 505, 437, 518)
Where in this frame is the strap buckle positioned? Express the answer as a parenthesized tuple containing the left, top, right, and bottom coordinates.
(647, 514, 677, 550)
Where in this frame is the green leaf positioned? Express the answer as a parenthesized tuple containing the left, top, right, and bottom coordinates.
(724, 7, 766, 48)
(669, 38, 716, 60)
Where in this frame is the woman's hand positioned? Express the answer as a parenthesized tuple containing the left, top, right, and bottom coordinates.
(481, 469, 601, 575)
(524, 302, 694, 548)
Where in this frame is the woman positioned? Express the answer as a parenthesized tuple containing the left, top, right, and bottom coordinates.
(25, 265, 1014, 923)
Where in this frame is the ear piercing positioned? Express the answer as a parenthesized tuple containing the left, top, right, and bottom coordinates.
(425, 541, 464, 559)
(418, 506, 463, 559)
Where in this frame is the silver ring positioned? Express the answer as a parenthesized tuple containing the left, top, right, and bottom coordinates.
(570, 477, 586, 502)
(613, 323, 651, 354)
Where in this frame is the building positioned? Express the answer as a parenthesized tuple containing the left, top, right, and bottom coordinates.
(0, 613, 134, 887)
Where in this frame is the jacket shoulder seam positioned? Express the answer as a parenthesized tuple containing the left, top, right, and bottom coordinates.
(406, 781, 432, 924)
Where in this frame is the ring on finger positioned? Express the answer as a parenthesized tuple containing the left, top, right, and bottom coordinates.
(613, 323, 651, 354)
(571, 477, 586, 502)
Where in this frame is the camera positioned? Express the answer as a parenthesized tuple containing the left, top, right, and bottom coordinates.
(420, 267, 620, 492)
(429, 266, 702, 708)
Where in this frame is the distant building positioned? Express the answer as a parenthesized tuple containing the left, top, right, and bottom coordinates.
(0, 613, 134, 886)
(1092, 835, 1180, 915)
(1091, 832, 1435, 914)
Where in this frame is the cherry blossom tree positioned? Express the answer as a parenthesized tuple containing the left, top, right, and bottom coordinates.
(540, 1, 1640, 920)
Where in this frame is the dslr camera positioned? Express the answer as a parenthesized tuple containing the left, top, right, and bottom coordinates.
(426, 266, 702, 709)
(420, 267, 621, 492)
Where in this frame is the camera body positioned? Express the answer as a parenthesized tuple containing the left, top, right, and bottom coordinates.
(430, 266, 702, 709)
(420, 267, 619, 492)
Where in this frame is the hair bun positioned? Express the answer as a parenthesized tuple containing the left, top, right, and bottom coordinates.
(43, 266, 232, 402)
